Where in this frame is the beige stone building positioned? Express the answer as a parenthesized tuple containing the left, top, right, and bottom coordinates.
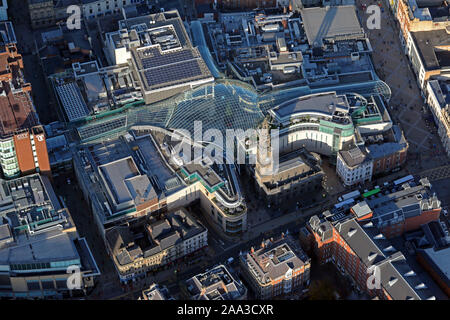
(253, 119, 324, 206)
(105, 209, 208, 283)
(239, 235, 311, 299)
(28, 0, 56, 29)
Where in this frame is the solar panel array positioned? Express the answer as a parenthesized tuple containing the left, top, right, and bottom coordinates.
(144, 59, 202, 87)
(140, 48, 195, 69)
(56, 82, 90, 122)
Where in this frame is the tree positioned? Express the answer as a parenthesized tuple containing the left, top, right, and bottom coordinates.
(308, 279, 336, 300)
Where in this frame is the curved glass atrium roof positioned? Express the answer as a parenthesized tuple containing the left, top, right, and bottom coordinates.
(76, 77, 391, 142)
(166, 82, 263, 135)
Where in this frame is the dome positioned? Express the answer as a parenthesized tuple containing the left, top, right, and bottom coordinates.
(166, 81, 264, 135)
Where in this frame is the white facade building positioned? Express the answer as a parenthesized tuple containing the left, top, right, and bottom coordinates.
(82, 0, 145, 20)
(0, 137, 19, 178)
(426, 78, 450, 157)
(269, 92, 356, 157)
(336, 146, 373, 187)
(105, 28, 140, 65)
(105, 209, 208, 283)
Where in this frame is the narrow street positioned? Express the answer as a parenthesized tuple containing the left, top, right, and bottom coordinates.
(356, 0, 449, 172)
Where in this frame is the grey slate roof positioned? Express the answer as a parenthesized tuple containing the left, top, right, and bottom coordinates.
(376, 252, 435, 300)
(335, 218, 389, 266)
(106, 209, 206, 267)
(366, 182, 440, 225)
(339, 145, 371, 168)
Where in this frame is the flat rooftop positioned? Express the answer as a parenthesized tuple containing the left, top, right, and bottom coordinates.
(418, 246, 450, 289)
(142, 284, 172, 300)
(0, 82, 37, 137)
(77, 132, 186, 221)
(277, 148, 321, 175)
(118, 11, 191, 47)
(411, 28, 450, 71)
(132, 45, 213, 92)
(243, 236, 309, 284)
(131, 134, 183, 194)
(99, 156, 157, 207)
(0, 174, 69, 235)
(187, 264, 246, 300)
(4, 231, 78, 265)
(271, 91, 350, 120)
(182, 160, 223, 190)
(123, 11, 213, 92)
(428, 78, 450, 107)
(300, 6, 365, 47)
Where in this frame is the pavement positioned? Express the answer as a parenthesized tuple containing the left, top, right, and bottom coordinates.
(53, 174, 124, 299)
(356, 0, 449, 173)
(8, 1, 61, 124)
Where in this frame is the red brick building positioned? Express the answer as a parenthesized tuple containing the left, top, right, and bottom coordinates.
(304, 177, 442, 299)
(368, 126, 409, 176)
(0, 27, 51, 179)
(417, 247, 450, 298)
(306, 213, 437, 300)
(13, 126, 51, 177)
(367, 178, 441, 238)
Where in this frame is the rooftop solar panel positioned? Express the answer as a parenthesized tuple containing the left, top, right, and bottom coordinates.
(143, 59, 202, 87)
(140, 48, 195, 69)
(56, 82, 90, 122)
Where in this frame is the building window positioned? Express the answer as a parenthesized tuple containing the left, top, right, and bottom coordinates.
(41, 280, 55, 290)
(55, 279, 68, 289)
(27, 281, 41, 291)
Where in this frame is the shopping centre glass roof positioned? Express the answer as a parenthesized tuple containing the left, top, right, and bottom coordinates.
(75, 77, 391, 142)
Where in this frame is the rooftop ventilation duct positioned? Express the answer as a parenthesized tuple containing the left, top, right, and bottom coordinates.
(388, 277, 398, 287)
(363, 221, 374, 228)
(368, 252, 377, 262)
(415, 283, 427, 290)
(348, 228, 357, 237)
(404, 270, 416, 277)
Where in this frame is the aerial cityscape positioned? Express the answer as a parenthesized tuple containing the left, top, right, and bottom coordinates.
(0, 0, 449, 305)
